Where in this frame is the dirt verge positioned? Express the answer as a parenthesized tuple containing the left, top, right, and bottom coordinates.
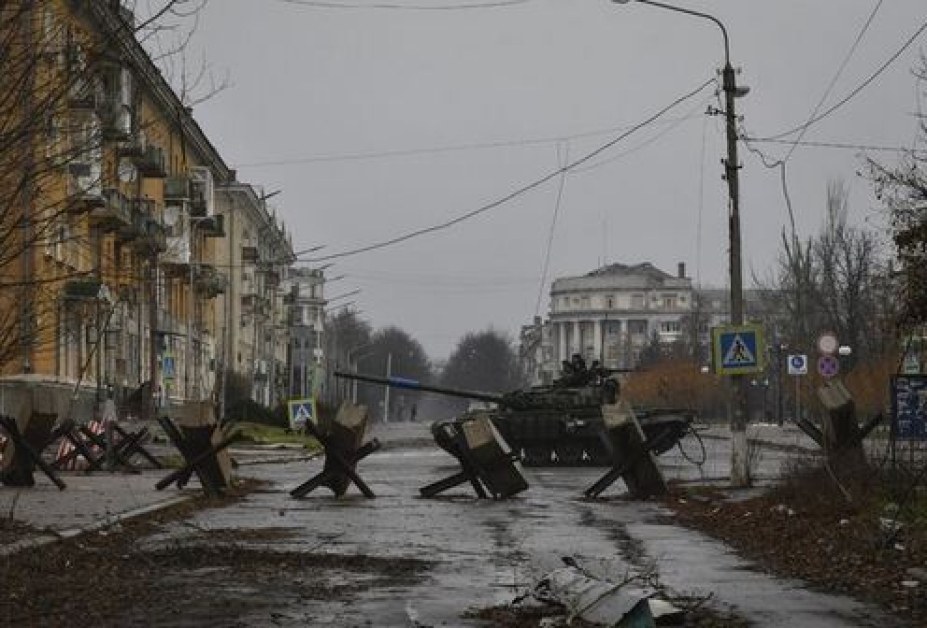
(662, 464, 926, 627)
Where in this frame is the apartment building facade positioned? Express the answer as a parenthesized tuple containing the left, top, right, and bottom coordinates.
(0, 1, 293, 420)
(214, 184, 294, 408)
(281, 268, 327, 399)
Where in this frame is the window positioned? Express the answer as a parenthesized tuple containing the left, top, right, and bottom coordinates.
(662, 295, 677, 309)
(631, 294, 645, 309)
(661, 321, 681, 333)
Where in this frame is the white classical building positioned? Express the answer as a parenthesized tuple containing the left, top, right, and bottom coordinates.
(541, 262, 693, 378)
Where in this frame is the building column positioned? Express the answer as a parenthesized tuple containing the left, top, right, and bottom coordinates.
(620, 319, 630, 369)
(593, 319, 603, 363)
(572, 320, 581, 357)
(558, 322, 567, 366)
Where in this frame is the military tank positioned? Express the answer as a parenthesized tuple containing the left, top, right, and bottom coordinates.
(334, 357, 694, 466)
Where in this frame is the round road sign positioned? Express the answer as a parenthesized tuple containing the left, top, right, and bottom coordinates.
(817, 332, 839, 355)
(817, 354, 840, 378)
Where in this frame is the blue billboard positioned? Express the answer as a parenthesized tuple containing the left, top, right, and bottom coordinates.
(891, 375, 927, 441)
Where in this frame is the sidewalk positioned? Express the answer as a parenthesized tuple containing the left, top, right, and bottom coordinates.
(0, 469, 192, 555)
(0, 439, 319, 556)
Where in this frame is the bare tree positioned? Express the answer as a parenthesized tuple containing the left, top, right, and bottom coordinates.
(0, 1, 211, 382)
(816, 181, 895, 365)
(867, 55, 927, 328)
(130, 0, 231, 107)
(757, 180, 895, 369)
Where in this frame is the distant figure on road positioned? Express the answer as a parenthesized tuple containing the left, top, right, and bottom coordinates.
(410, 404, 418, 422)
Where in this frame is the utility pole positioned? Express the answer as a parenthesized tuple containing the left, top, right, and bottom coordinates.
(383, 352, 392, 424)
(722, 55, 751, 488)
(613, 0, 750, 485)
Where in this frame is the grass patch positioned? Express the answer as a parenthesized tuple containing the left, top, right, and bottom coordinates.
(232, 422, 318, 449)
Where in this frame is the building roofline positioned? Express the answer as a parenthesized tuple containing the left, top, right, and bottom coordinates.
(86, 1, 231, 182)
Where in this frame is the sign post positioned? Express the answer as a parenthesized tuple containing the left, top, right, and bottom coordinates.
(786, 354, 807, 422)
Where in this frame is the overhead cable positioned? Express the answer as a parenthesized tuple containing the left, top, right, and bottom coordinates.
(235, 114, 705, 168)
(303, 77, 717, 263)
(755, 13, 927, 142)
(272, 0, 532, 11)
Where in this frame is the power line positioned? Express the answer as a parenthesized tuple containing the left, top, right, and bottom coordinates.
(272, 0, 533, 11)
(781, 0, 883, 164)
(743, 0, 893, 241)
(303, 77, 717, 263)
(569, 99, 709, 174)
(534, 141, 568, 318)
(234, 115, 705, 168)
(742, 137, 927, 154)
(756, 13, 927, 142)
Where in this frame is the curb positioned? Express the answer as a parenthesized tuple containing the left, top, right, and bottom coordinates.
(0, 494, 192, 557)
(232, 451, 321, 467)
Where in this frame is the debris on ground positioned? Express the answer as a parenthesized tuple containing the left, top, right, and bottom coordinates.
(466, 557, 748, 627)
(663, 466, 927, 627)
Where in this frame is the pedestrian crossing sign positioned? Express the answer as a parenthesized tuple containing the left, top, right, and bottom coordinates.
(287, 398, 317, 430)
(712, 324, 765, 375)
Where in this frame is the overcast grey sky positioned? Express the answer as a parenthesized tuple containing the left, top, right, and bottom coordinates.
(185, 0, 925, 362)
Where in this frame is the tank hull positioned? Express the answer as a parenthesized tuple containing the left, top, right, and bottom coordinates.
(434, 407, 694, 467)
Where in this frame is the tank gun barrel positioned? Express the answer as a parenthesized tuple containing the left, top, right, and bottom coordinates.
(334, 371, 503, 404)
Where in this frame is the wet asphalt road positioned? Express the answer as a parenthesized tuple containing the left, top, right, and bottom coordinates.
(163, 422, 900, 627)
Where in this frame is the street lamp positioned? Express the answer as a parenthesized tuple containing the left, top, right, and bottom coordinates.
(613, 0, 751, 485)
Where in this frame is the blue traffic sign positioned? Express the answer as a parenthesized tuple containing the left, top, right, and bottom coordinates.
(787, 354, 808, 375)
(162, 354, 176, 380)
(712, 324, 765, 375)
(287, 398, 317, 430)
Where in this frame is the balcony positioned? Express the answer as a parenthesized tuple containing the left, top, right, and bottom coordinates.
(241, 246, 259, 264)
(66, 163, 105, 211)
(122, 143, 166, 179)
(164, 176, 193, 202)
(99, 101, 132, 141)
(138, 216, 167, 253)
(88, 188, 132, 232)
(195, 214, 225, 238)
(67, 75, 100, 111)
(126, 200, 167, 253)
(195, 265, 227, 299)
(190, 191, 208, 217)
(160, 234, 191, 274)
(62, 279, 111, 302)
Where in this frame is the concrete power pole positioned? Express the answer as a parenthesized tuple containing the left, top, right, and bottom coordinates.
(723, 60, 750, 488)
(612, 0, 750, 486)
